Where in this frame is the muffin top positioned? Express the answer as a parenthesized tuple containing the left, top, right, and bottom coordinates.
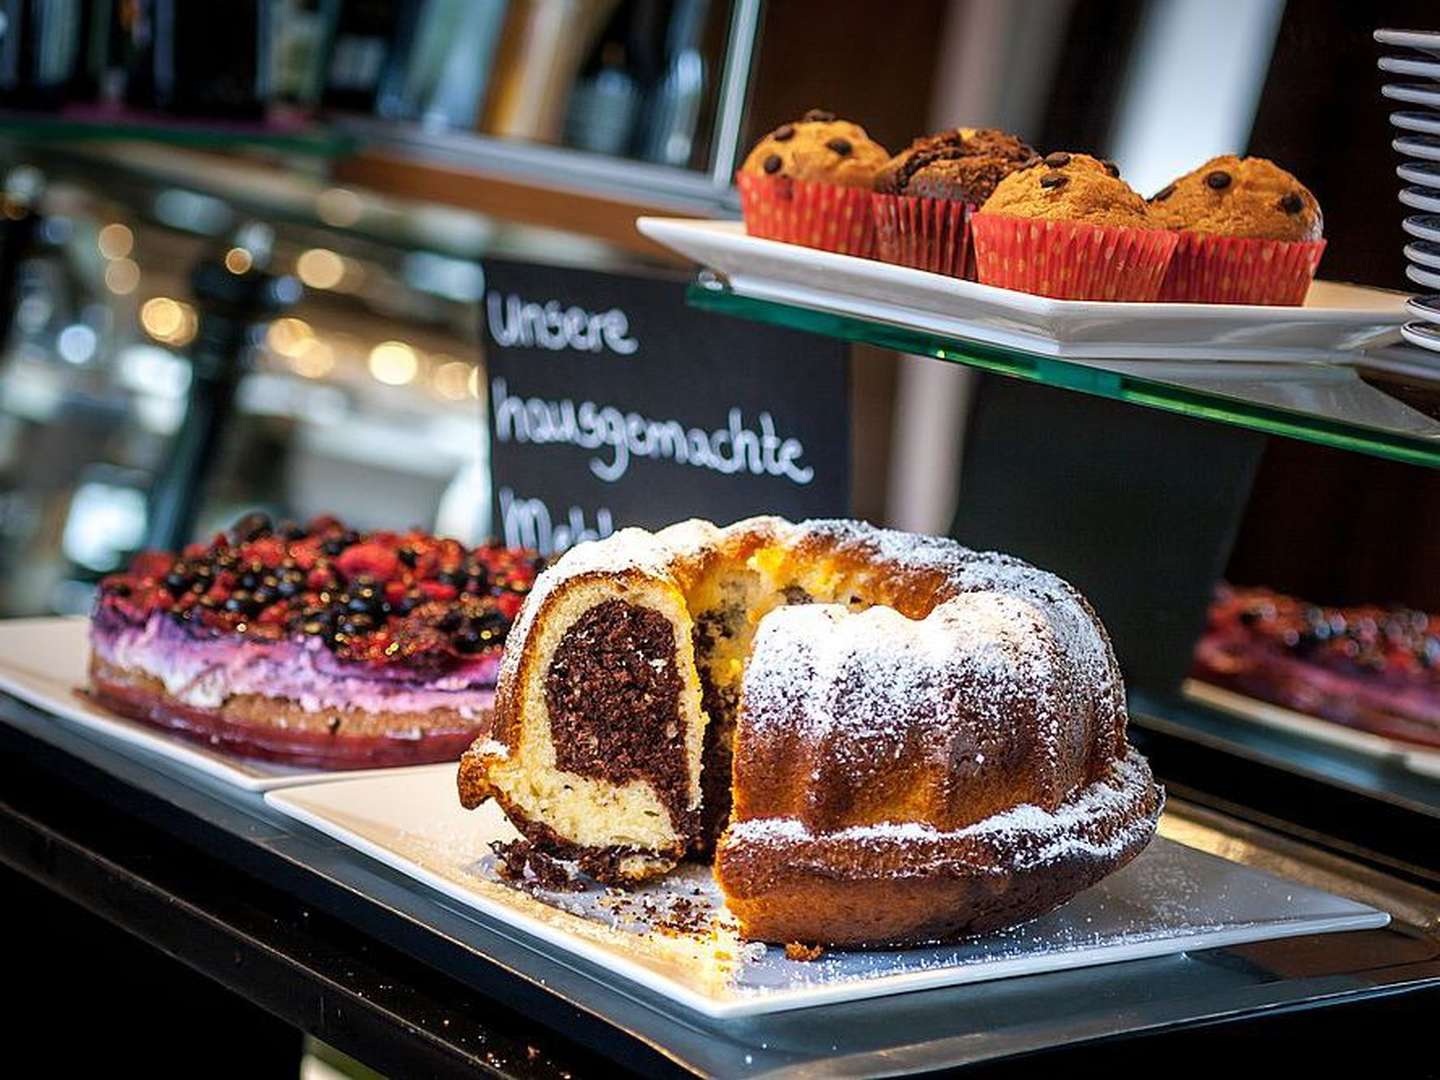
(1147, 155, 1322, 241)
(740, 109, 890, 188)
(980, 152, 1150, 226)
(874, 127, 1038, 203)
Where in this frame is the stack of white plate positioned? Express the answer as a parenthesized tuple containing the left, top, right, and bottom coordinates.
(1379, 27, 1440, 353)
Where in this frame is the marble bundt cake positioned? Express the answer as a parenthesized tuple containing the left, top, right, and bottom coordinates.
(458, 517, 1162, 945)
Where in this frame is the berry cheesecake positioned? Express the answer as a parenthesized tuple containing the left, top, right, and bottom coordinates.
(1193, 582, 1440, 749)
(89, 513, 541, 768)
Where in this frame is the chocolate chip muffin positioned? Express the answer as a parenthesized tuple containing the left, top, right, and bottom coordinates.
(980, 152, 1149, 225)
(1147, 155, 1322, 241)
(971, 152, 1178, 301)
(1147, 155, 1325, 304)
(875, 128, 1037, 204)
(740, 109, 890, 188)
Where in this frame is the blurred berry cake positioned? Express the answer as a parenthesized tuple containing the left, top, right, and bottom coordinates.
(1193, 583, 1440, 750)
(89, 512, 541, 768)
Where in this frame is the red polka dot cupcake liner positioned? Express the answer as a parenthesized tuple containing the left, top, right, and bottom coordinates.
(1157, 231, 1326, 305)
(871, 193, 975, 279)
(737, 171, 877, 258)
(970, 213, 1179, 302)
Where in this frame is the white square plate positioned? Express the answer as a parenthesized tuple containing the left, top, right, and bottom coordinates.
(268, 766, 1389, 1018)
(0, 617, 445, 792)
(1183, 678, 1440, 781)
(637, 218, 1405, 363)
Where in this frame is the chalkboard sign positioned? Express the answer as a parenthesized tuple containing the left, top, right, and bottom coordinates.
(482, 258, 849, 554)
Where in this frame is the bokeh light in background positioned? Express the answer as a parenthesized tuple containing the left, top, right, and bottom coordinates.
(266, 316, 314, 357)
(104, 258, 140, 295)
(316, 187, 362, 227)
(96, 222, 134, 259)
(140, 297, 198, 347)
(368, 340, 419, 385)
(431, 358, 472, 401)
(224, 246, 253, 275)
(290, 339, 336, 379)
(296, 247, 345, 289)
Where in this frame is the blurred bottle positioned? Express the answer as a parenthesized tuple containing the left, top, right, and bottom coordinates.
(269, 0, 340, 118)
(119, 0, 274, 119)
(0, 0, 86, 109)
(321, 0, 420, 114)
(636, 0, 708, 167)
(371, 0, 507, 129)
(562, 2, 639, 156)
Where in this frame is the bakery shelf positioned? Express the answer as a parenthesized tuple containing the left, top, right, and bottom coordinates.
(686, 281, 1440, 470)
(0, 110, 356, 157)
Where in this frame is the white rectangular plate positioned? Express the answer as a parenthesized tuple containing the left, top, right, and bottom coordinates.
(637, 218, 1407, 362)
(267, 766, 1390, 1018)
(0, 617, 445, 792)
(1184, 677, 1440, 781)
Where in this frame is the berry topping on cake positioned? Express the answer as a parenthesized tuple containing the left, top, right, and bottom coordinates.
(97, 513, 543, 668)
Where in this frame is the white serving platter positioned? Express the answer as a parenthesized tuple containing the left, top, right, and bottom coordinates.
(0, 617, 445, 792)
(1401, 186, 1440, 214)
(1403, 214, 1440, 242)
(1183, 678, 1440, 778)
(1402, 321, 1440, 353)
(1408, 263, 1440, 290)
(1378, 54, 1440, 79)
(1375, 28, 1440, 56)
(1395, 134, 1440, 162)
(1392, 110, 1440, 137)
(1398, 161, 1440, 189)
(1408, 294, 1440, 322)
(267, 765, 1389, 1019)
(636, 218, 1405, 363)
(1405, 240, 1440, 268)
(1383, 82, 1440, 109)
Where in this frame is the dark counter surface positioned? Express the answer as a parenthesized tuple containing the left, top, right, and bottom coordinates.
(3, 690, 1438, 1077)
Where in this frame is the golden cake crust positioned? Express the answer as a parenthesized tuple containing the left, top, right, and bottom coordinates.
(1147, 154, 1322, 241)
(981, 152, 1150, 226)
(740, 110, 889, 188)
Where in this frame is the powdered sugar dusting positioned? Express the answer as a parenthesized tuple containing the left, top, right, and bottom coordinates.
(725, 748, 1159, 873)
(737, 519, 1125, 810)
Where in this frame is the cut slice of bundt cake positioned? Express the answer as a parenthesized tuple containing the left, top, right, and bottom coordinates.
(458, 517, 1163, 943)
(457, 527, 712, 882)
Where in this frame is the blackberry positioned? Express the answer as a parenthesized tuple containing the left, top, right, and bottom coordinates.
(230, 511, 273, 543)
(453, 628, 485, 653)
(339, 613, 374, 636)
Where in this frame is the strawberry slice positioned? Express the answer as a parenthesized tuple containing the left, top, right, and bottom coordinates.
(240, 536, 287, 568)
(419, 580, 457, 602)
(128, 550, 175, 581)
(336, 542, 400, 582)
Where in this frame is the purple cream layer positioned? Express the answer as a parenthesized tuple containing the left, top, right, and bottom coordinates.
(91, 609, 500, 719)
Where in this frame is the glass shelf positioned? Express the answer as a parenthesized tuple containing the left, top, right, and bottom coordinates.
(686, 282, 1440, 470)
(0, 110, 355, 157)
